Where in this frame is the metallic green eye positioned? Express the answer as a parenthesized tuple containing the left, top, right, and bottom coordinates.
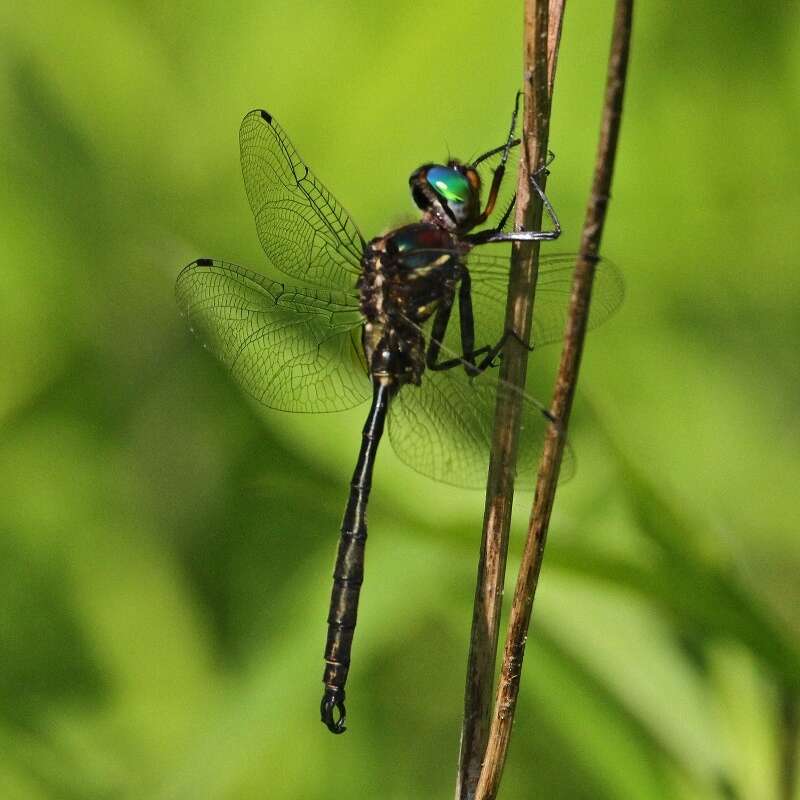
(427, 166, 470, 204)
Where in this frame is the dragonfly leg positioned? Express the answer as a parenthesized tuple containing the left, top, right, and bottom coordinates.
(425, 291, 456, 371)
(427, 269, 496, 376)
(465, 172, 561, 245)
(428, 326, 534, 378)
(456, 268, 476, 371)
(473, 92, 523, 226)
(492, 150, 556, 232)
(471, 92, 559, 234)
(471, 91, 522, 169)
(469, 328, 535, 376)
(427, 345, 494, 375)
(426, 273, 536, 377)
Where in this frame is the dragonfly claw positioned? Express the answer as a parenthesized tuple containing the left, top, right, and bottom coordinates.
(320, 688, 347, 734)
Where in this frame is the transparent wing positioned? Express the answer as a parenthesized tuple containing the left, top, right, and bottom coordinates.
(422, 251, 623, 357)
(388, 331, 574, 490)
(176, 259, 370, 413)
(239, 109, 365, 291)
(471, 251, 624, 347)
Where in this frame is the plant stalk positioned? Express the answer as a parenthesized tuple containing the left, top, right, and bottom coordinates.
(474, 2, 633, 798)
(454, 1, 565, 798)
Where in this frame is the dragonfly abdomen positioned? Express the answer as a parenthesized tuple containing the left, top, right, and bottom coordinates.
(321, 381, 392, 734)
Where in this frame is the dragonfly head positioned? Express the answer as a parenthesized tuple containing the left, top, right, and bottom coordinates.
(409, 161, 482, 231)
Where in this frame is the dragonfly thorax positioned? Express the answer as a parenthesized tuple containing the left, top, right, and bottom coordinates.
(359, 222, 463, 387)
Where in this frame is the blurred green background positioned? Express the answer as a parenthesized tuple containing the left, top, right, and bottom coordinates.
(1, 2, 798, 798)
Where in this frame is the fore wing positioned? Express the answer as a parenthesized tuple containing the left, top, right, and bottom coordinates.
(240, 109, 365, 291)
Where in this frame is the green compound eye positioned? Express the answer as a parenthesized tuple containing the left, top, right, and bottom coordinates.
(427, 166, 470, 204)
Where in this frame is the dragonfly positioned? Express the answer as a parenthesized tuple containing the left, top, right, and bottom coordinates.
(175, 94, 623, 734)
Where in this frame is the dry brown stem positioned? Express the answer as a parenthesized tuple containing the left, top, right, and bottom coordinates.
(454, 2, 565, 798)
(473, 1, 633, 798)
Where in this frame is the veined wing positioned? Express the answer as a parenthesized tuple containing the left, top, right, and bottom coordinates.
(468, 251, 624, 347)
(240, 109, 365, 291)
(388, 321, 573, 490)
(416, 250, 623, 358)
(176, 259, 370, 413)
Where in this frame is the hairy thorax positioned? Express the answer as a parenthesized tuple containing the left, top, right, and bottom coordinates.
(359, 222, 463, 388)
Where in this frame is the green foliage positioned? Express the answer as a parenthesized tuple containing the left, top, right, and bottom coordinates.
(1, 2, 798, 798)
